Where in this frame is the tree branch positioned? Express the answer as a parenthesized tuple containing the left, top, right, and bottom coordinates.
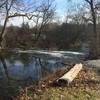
(8, 13, 39, 20)
(0, 1, 6, 8)
(85, 0, 91, 5)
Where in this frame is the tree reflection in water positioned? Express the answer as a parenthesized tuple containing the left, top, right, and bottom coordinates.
(0, 51, 64, 82)
(0, 53, 9, 80)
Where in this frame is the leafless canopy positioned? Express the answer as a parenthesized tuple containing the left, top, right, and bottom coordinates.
(0, 0, 55, 47)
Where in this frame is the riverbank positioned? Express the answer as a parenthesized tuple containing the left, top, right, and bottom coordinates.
(0, 63, 100, 100)
(15, 65, 100, 100)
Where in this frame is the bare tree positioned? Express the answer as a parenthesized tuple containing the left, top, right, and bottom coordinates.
(0, 0, 55, 48)
(31, 0, 55, 44)
(0, 0, 28, 47)
(84, 0, 100, 57)
(0, 0, 36, 47)
(85, 0, 97, 33)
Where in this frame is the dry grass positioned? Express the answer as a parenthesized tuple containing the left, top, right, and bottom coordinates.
(15, 66, 100, 100)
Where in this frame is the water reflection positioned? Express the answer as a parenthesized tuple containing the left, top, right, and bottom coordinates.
(0, 53, 9, 79)
(0, 50, 86, 82)
(0, 51, 64, 81)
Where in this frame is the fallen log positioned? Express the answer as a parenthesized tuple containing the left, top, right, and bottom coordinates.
(55, 63, 82, 86)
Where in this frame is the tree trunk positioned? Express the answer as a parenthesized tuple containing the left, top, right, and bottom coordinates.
(0, 16, 8, 48)
(89, 0, 98, 57)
